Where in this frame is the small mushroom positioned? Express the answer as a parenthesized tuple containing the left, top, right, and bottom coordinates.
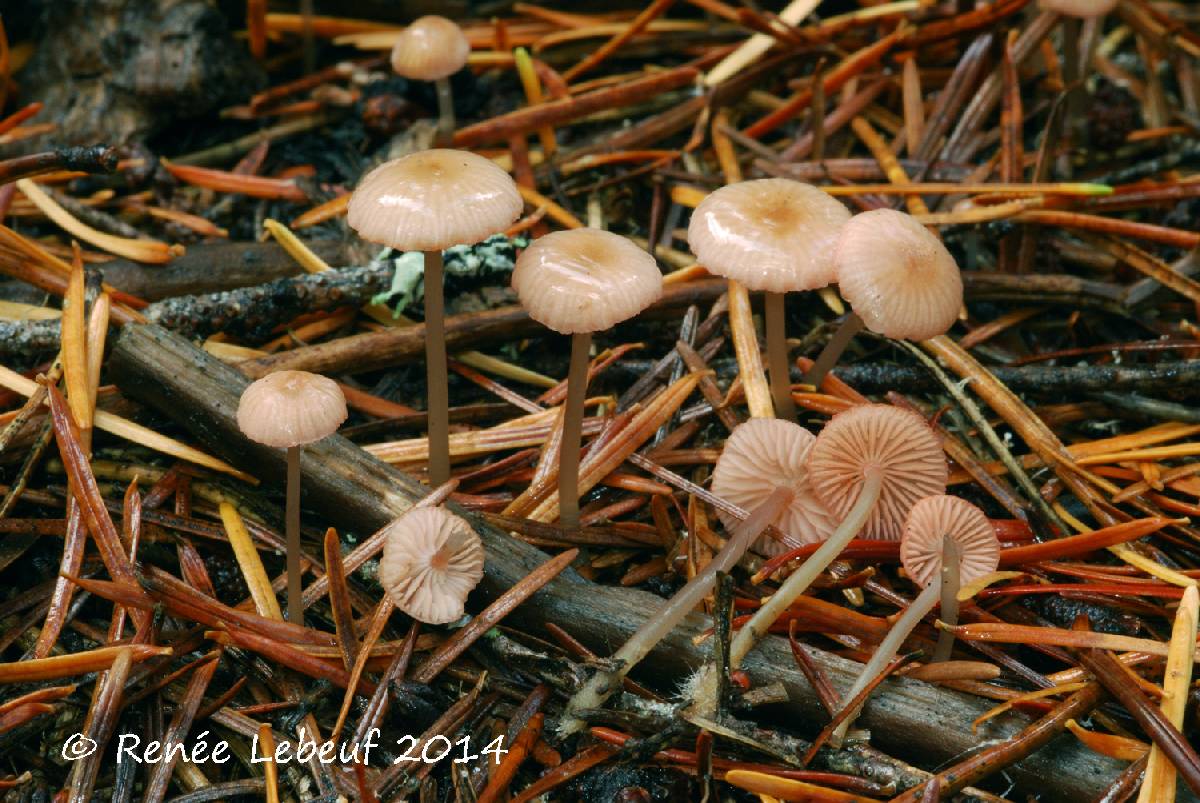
(378, 506, 485, 625)
(349, 149, 522, 488)
(806, 209, 963, 386)
(1038, 0, 1119, 17)
(512, 228, 663, 528)
(727, 404, 946, 673)
(830, 494, 999, 744)
(390, 16, 471, 143)
(688, 178, 851, 420)
(237, 370, 347, 622)
(560, 418, 812, 734)
(710, 418, 836, 553)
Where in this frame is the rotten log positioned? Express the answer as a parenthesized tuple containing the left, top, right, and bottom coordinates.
(238, 278, 730, 378)
(106, 323, 1146, 803)
(99, 241, 349, 301)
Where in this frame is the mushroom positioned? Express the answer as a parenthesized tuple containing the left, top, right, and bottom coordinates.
(805, 208, 962, 387)
(726, 404, 947, 674)
(390, 15, 471, 143)
(560, 418, 814, 734)
(237, 370, 347, 622)
(512, 228, 663, 528)
(830, 494, 999, 743)
(711, 418, 836, 554)
(1038, 0, 1119, 17)
(378, 506, 485, 624)
(688, 178, 851, 421)
(348, 149, 522, 487)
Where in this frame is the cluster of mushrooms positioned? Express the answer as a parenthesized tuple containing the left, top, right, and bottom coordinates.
(231, 11, 1006, 744)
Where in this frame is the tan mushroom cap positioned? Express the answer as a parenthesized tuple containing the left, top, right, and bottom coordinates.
(834, 209, 963, 341)
(1037, 0, 1119, 17)
(686, 178, 851, 293)
(835, 208, 964, 340)
(347, 149, 522, 252)
(236, 370, 347, 449)
(711, 419, 836, 552)
(390, 16, 470, 81)
(809, 404, 948, 540)
(378, 506, 485, 625)
(511, 228, 664, 334)
(900, 495, 1000, 587)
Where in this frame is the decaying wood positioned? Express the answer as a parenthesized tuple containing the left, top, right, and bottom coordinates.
(99, 240, 349, 301)
(108, 323, 1136, 802)
(238, 278, 729, 378)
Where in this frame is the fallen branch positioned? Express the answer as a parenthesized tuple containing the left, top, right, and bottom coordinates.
(107, 323, 1137, 803)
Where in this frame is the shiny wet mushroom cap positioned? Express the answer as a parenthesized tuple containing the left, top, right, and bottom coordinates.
(808, 404, 948, 539)
(379, 506, 485, 625)
(390, 16, 471, 81)
(711, 418, 836, 551)
(900, 495, 1000, 587)
(834, 209, 963, 341)
(511, 228, 664, 334)
(347, 149, 522, 252)
(236, 370, 347, 448)
(686, 178, 851, 293)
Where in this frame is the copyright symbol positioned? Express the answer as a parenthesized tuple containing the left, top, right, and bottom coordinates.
(62, 733, 98, 761)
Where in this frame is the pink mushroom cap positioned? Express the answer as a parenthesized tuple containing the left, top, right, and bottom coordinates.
(808, 404, 948, 540)
(900, 495, 1000, 587)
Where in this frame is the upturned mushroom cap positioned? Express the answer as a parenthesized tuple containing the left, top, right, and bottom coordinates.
(1037, 0, 1119, 17)
(808, 404, 948, 540)
(347, 149, 522, 252)
(378, 506, 485, 625)
(900, 495, 1000, 587)
(236, 370, 347, 448)
(686, 178, 851, 293)
(834, 209, 963, 341)
(511, 228, 664, 334)
(711, 419, 836, 552)
(390, 16, 470, 81)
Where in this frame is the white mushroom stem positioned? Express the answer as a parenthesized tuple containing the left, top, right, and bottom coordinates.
(435, 78, 456, 145)
(559, 484, 795, 735)
(729, 466, 883, 670)
(803, 312, 865, 389)
(764, 292, 796, 422)
(829, 578, 942, 746)
(932, 533, 961, 662)
(286, 445, 302, 622)
(558, 332, 592, 529)
(424, 250, 451, 488)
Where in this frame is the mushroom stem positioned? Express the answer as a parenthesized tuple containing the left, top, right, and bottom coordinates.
(932, 533, 961, 662)
(803, 312, 865, 389)
(729, 466, 884, 670)
(829, 579, 942, 746)
(286, 445, 302, 623)
(764, 292, 796, 422)
(434, 77, 456, 146)
(558, 331, 592, 529)
(559, 484, 795, 735)
(424, 249, 451, 488)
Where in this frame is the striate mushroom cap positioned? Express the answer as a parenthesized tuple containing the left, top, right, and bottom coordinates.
(809, 404, 948, 540)
(390, 16, 471, 81)
(834, 208, 963, 341)
(511, 228, 664, 334)
(711, 418, 836, 552)
(1037, 0, 1119, 18)
(348, 149, 522, 252)
(237, 370, 347, 449)
(379, 506, 485, 625)
(686, 178, 851, 293)
(900, 495, 1000, 587)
